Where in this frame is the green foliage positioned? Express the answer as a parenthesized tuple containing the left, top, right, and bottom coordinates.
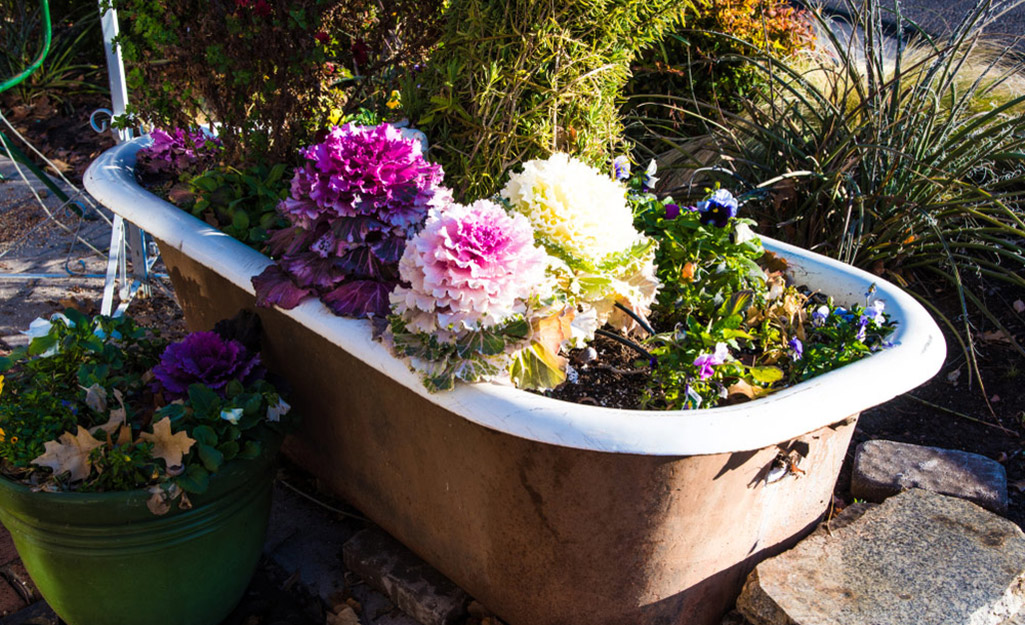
(179, 164, 291, 252)
(631, 182, 895, 409)
(389, 316, 531, 392)
(625, 0, 814, 143)
(677, 0, 1025, 381)
(0, 313, 294, 503)
(109, 0, 443, 162)
(1, 0, 106, 107)
(411, 0, 698, 200)
(0, 312, 162, 468)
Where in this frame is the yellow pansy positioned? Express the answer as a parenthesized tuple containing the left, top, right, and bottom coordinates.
(385, 90, 401, 110)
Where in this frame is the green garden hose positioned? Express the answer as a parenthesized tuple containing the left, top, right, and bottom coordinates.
(0, 0, 52, 95)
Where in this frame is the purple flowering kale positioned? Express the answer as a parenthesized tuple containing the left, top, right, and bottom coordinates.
(697, 189, 739, 228)
(253, 123, 450, 317)
(152, 331, 262, 399)
(136, 127, 221, 178)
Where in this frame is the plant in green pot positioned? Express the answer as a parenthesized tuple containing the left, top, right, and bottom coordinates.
(0, 309, 294, 625)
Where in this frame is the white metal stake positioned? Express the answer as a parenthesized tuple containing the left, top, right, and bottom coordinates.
(98, 1, 152, 314)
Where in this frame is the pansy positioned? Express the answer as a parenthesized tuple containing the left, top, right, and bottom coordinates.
(220, 408, 244, 425)
(612, 155, 631, 181)
(643, 159, 659, 190)
(266, 398, 291, 422)
(867, 300, 886, 325)
(789, 337, 804, 360)
(811, 305, 830, 326)
(697, 189, 739, 228)
(693, 342, 730, 380)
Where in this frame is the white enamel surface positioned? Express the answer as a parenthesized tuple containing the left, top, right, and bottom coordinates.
(85, 138, 946, 456)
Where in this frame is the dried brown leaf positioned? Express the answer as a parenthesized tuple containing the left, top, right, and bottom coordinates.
(32, 427, 105, 482)
(139, 417, 196, 469)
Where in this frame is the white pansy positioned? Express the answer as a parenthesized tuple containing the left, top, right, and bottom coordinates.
(266, 398, 291, 423)
(220, 408, 244, 425)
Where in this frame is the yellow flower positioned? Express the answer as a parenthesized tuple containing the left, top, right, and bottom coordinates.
(385, 90, 401, 110)
(0, 427, 5, 443)
(0, 374, 4, 397)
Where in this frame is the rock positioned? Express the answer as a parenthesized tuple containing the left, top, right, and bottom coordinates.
(737, 489, 1025, 625)
(851, 439, 1008, 512)
(343, 529, 468, 625)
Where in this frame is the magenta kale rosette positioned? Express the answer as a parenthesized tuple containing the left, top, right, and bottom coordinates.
(252, 123, 450, 317)
(152, 331, 262, 399)
(137, 127, 221, 177)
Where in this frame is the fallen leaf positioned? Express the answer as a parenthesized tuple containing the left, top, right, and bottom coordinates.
(326, 606, 361, 625)
(93, 389, 127, 437)
(1011, 479, 1025, 494)
(680, 262, 696, 282)
(946, 368, 961, 385)
(83, 384, 108, 413)
(991, 395, 1001, 403)
(1015, 300, 1025, 314)
(147, 486, 171, 515)
(726, 379, 771, 402)
(31, 427, 105, 482)
(533, 306, 574, 358)
(58, 297, 97, 316)
(139, 417, 196, 469)
(760, 251, 789, 273)
(980, 330, 1012, 344)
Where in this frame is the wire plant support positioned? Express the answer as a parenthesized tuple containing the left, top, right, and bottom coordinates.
(0, 0, 159, 317)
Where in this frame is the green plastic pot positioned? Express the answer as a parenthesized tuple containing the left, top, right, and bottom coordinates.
(0, 441, 278, 625)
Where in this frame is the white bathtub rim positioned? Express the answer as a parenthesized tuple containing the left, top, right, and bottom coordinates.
(84, 138, 947, 457)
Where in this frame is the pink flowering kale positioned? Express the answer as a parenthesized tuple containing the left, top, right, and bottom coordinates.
(389, 200, 549, 391)
(136, 127, 221, 177)
(392, 199, 548, 339)
(253, 123, 450, 317)
(152, 331, 262, 399)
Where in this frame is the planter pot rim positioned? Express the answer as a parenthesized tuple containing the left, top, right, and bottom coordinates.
(85, 137, 945, 456)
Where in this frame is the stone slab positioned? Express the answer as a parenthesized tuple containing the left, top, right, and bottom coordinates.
(737, 489, 1025, 625)
(263, 482, 356, 604)
(343, 528, 468, 625)
(851, 439, 1008, 512)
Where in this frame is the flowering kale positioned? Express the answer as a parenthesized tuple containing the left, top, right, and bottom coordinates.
(388, 200, 550, 391)
(697, 189, 739, 228)
(137, 127, 221, 177)
(253, 123, 450, 317)
(152, 331, 262, 399)
(391, 199, 548, 339)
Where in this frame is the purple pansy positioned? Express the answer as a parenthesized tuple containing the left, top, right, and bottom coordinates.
(693, 342, 730, 380)
(152, 331, 262, 399)
(789, 337, 803, 360)
(612, 155, 631, 181)
(697, 189, 739, 228)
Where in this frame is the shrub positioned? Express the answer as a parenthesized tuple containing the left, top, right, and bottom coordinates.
(410, 0, 698, 200)
(624, 0, 815, 150)
(676, 1, 1025, 380)
(110, 0, 443, 162)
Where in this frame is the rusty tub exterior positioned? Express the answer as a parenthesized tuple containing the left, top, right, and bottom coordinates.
(86, 139, 945, 625)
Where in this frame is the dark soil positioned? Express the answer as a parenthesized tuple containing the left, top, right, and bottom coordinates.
(1, 93, 117, 186)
